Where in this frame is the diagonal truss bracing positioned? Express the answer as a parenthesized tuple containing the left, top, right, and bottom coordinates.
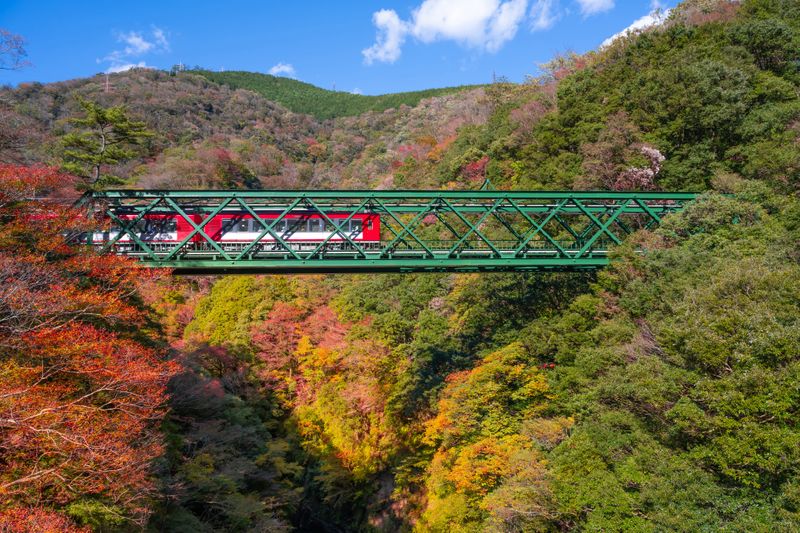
(85, 190, 697, 274)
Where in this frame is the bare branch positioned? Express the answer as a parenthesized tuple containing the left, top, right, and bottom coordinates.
(0, 29, 30, 71)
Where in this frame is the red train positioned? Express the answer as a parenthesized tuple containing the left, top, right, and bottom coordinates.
(98, 212, 381, 250)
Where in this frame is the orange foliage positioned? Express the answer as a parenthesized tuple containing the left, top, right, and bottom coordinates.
(445, 436, 529, 496)
(0, 165, 177, 525)
(0, 507, 89, 532)
(0, 164, 73, 206)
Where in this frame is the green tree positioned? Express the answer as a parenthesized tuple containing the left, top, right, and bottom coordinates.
(60, 97, 152, 189)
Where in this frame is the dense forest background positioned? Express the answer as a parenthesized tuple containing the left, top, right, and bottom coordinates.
(1, 0, 799, 531)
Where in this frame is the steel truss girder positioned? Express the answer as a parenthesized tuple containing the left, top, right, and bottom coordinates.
(86, 189, 697, 274)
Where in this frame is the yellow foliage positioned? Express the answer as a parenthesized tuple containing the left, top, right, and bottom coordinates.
(295, 335, 313, 357)
(291, 330, 401, 483)
(445, 435, 529, 496)
(419, 434, 550, 531)
(424, 342, 550, 446)
(522, 416, 575, 450)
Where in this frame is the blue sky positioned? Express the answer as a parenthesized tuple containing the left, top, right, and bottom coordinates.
(1, 0, 675, 94)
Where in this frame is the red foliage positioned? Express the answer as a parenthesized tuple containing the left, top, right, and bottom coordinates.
(211, 147, 233, 163)
(462, 156, 489, 183)
(422, 213, 438, 225)
(303, 305, 347, 350)
(396, 143, 429, 162)
(0, 507, 89, 533)
(0, 164, 73, 206)
(251, 302, 306, 390)
(0, 165, 177, 525)
(544, 53, 591, 81)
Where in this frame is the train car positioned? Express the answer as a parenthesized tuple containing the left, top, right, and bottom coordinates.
(102, 211, 381, 251)
(93, 213, 189, 244)
(208, 212, 379, 244)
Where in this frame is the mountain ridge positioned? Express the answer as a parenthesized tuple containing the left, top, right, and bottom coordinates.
(193, 69, 484, 119)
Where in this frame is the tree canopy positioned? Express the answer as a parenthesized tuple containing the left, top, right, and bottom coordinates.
(60, 98, 153, 190)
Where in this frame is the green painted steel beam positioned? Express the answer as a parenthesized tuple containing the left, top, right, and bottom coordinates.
(91, 189, 700, 200)
(106, 206, 685, 215)
(136, 257, 610, 274)
(86, 189, 698, 274)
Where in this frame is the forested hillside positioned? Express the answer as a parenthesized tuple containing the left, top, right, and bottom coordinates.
(1, 69, 487, 190)
(196, 70, 481, 120)
(1, 0, 799, 531)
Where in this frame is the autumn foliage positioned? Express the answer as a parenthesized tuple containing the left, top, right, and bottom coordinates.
(0, 507, 90, 533)
(0, 165, 177, 529)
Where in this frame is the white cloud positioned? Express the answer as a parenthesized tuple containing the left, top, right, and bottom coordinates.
(152, 27, 170, 50)
(363, 0, 528, 64)
(121, 32, 153, 55)
(529, 0, 559, 30)
(411, 0, 527, 50)
(268, 62, 297, 78)
(576, 0, 614, 16)
(600, 5, 670, 47)
(351, 88, 363, 95)
(106, 61, 150, 73)
(363, 9, 409, 64)
(102, 27, 169, 72)
(485, 0, 528, 51)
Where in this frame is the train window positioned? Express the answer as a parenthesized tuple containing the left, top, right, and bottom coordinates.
(150, 219, 176, 233)
(221, 218, 236, 233)
(276, 219, 288, 233)
(131, 219, 148, 232)
(221, 218, 257, 233)
(366, 218, 373, 230)
(307, 219, 323, 232)
(324, 220, 335, 232)
(349, 219, 362, 233)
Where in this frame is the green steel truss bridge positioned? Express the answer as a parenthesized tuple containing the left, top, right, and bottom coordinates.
(86, 190, 698, 274)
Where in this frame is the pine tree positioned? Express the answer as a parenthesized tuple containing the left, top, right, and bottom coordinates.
(60, 98, 152, 190)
